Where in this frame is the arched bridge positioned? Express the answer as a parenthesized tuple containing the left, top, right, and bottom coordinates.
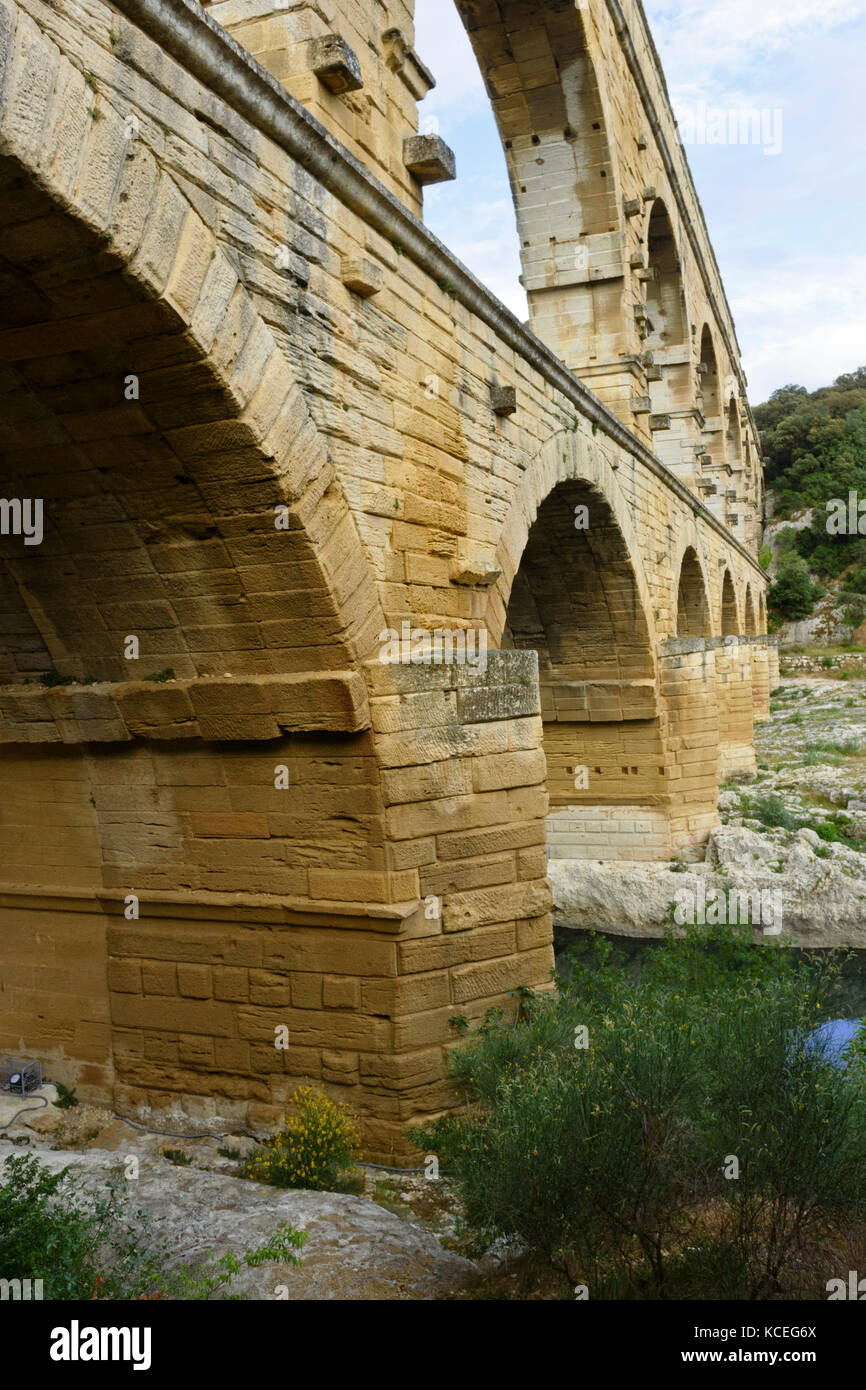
(0, 0, 775, 1158)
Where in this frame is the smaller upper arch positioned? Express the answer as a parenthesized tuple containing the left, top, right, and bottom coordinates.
(676, 546, 713, 637)
(698, 324, 722, 419)
(726, 398, 742, 466)
(720, 569, 739, 635)
(645, 199, 687, 353)
(743, 583, 758, 636)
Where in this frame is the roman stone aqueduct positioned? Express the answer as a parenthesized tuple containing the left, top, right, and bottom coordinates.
(0, 0, 777, 1157)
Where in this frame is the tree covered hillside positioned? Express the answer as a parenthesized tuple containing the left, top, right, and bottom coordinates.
(755, 368, 866, 623)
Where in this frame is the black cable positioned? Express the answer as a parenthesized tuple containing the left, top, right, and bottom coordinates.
(0, 1094, 48, 1131)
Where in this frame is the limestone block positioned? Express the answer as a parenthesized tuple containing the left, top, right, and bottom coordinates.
(308, 34, 363, 94)
(491, 384, 517, 417)
(403, 134, 456, 185)
(449, 557, 502, 588)
(341, 255, 383, 297)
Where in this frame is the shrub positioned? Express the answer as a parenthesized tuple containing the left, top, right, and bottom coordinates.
(768, 557, 823, 622)
(242, 1086, 362, 1192)
(0, 1154, 305, 1299)
(745, 791, 802, 831)
(417, 928, 866, 1299)
(52, 1082, 79, 1110)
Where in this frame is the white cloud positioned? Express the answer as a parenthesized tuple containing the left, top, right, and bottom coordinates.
(414, 0, 489, 124)
(647, 0, 866, 95)
(424, 189, 527, 319)
(731, 256, 866, 400)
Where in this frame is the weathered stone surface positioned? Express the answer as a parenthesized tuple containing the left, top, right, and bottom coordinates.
(552, 824, 866, 948)
(0, 1137, 478, 1300)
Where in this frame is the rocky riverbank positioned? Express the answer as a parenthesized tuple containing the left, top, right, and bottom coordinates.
(553, 678, 866, 947)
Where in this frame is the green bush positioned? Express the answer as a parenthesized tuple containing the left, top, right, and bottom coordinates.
(417, 928, 866, 1299)
(767, 556, 824, 622)
(744, 791, 802, 831)
(0, 1154, 306, 1299)
(242, 1086, 363, 1192)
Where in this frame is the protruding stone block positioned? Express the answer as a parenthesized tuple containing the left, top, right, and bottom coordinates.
(491, 384, 517, 416)
(308, 35, 363, 94)
(450, 557, 503, 587)
(650, 413, 672, 430)
(623, 197, 641, 217)
(382, 29, 436, 101)
(403, 134, 456, 185)
(341, 255, 384, 297)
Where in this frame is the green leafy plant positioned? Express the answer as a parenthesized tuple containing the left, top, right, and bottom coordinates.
(159, 1148, 192, 1166)
(40, 669, 75, 688)
(242, 1086, 362, 1192)
(0, 1154, 305, 1300)
(53, 1082, 79, 1110)
(416, 927, 866, 1299)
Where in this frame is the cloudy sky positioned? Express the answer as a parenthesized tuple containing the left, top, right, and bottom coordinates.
(413, 0, 866, 405)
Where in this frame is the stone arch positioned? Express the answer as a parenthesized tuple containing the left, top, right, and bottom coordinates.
(744, 583, 758, 636)
(501, 479, 655, 686)
(455, 0, 622, 373)
(645, 199, 687, 354)
(676, 546, 712, 637)
(726, 398, 742, 467)
(490, 433, 668, 863)
(698, 324, 724, 477)
(485, 431, 658, 655)
(720, 568, 739, 635)
(645, 199, 693, 476)
(0, 22, 384, 686)
(699, 325, 722, 420)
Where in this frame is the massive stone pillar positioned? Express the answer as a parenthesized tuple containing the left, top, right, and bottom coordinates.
(751, 638, 772, 722)
(715, 637, 757, 781)
(658, 638, 721, 851)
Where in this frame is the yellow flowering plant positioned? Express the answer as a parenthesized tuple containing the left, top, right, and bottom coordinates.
(242, 1087, 363, 1193)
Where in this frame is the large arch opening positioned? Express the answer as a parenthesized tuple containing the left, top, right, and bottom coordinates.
(0, 149, 378, 686)
(676, 548, 712, 637)
(503, 479, 667, 862)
